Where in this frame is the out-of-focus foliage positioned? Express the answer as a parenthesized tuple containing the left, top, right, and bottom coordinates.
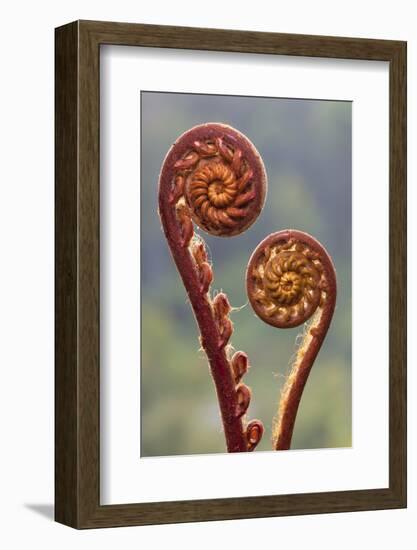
(141, 92, 352, 456)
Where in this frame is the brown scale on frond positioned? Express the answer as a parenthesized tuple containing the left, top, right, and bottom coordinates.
(245, 420, 264, 452)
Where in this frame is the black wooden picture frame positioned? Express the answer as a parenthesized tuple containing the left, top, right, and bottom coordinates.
(55, 20, 406, 528)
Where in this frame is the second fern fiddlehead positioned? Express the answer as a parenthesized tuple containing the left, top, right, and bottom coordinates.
(246, 230, 337, 450)
(158, 123, 267, 452)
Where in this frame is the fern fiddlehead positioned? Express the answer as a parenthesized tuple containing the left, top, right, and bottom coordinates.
(158, 123, 267, 452)
(246, 230, 337, 450)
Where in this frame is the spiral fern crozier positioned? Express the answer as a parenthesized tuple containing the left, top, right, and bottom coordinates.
(246, 230, 337, 450)
(168, 123, 267, 237)
(247, 233, 326, 329)
(158, 123, 267, 452)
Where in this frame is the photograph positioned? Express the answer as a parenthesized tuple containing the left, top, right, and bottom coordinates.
(140, 91, 352, 457)
(0, 0, 411, 545)
(52, 19, 406, 530)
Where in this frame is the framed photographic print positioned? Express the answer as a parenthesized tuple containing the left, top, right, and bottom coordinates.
(55, 20, 406, 528)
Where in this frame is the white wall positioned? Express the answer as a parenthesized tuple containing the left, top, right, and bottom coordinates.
(0, 1, 415, 547)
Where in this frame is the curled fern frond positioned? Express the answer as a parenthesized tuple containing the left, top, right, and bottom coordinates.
(246, 230, 337, 450)
(158, 123, 267, 452)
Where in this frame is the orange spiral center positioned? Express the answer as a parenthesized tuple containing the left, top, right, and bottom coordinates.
(193, 163, 237, 209)
(264, 253, 316, 307)
(185, 158, 253, 235)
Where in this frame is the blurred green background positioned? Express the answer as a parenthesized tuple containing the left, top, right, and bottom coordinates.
(140, 91, 352, 456)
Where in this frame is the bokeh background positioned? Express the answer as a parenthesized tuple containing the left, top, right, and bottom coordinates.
(140, 91, 352, 456)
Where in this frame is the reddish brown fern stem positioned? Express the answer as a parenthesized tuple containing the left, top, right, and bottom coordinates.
(158, 123, 267, 452)
(246, 230, 337, 450)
